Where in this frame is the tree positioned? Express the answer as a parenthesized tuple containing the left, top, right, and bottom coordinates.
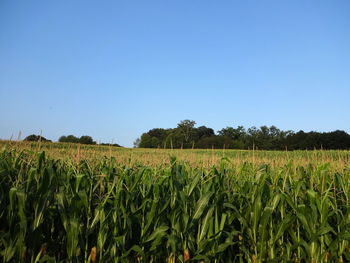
(177, 120, 196, 143)
(79, 136, 95, 145)
(100, 143, 122, 147)
(147, 128, 168, 140)
(218, 126, 245, 140)
(135, 121, 350, 150)
(139, 133, 152, 148)
(218, 127, 234, 138)
(247, 126, 259, 148)
(196, 126, 215, 138)
(196, 135, 232, 149)
(67, 135, 79, 143)
(59, 135, 79, 143)
(133, 138, 141, 148)
(59, 135, 96, 145)
(24, 134, 51, 142)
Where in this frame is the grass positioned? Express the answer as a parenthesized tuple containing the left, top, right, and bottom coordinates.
(0, 141, 350, 262)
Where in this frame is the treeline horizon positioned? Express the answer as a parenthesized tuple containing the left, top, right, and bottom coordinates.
(135, 120, 350, 150)
(22, 134, 122, 147)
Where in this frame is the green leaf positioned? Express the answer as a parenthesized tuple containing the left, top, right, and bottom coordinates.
(193, 192, 213, 220)
(198, 207, 214, 243)
(145, 225, 169, 242)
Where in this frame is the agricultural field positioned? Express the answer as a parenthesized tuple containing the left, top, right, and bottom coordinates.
(1, 140, 350, 262)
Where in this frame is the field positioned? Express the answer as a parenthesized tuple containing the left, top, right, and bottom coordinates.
(1, 140, 350, 262)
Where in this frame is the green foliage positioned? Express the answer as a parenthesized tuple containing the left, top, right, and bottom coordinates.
(177, 120, 196, 143)
(59, 135, 80, 143)
(59, 135, 96, 145)
(79, 136, 95, 145)
(0, 149, 350, 262)
(137, 120, 350, 150)
(23, 134, 51, 142)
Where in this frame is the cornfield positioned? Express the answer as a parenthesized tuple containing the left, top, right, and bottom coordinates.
(1, 144, 350, 262)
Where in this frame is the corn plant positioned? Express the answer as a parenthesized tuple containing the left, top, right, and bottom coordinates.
(0, 148, 350, 262)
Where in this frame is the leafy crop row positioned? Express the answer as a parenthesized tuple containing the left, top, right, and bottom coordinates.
(1, 149, 350, 262)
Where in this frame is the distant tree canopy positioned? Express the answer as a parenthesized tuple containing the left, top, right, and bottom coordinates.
(136, 120, 350, 150)
(23, 134, 122, 146)
(59, 135, 96, 145)
(24, 134, 51, 142)
(100, 143, 122, 147)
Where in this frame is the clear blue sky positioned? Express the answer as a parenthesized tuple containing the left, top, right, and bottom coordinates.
(1, 0, 349, 147)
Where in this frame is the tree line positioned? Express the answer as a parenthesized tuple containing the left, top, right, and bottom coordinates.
(135, 120, 350, 150)
(24, 134, 122, 147)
